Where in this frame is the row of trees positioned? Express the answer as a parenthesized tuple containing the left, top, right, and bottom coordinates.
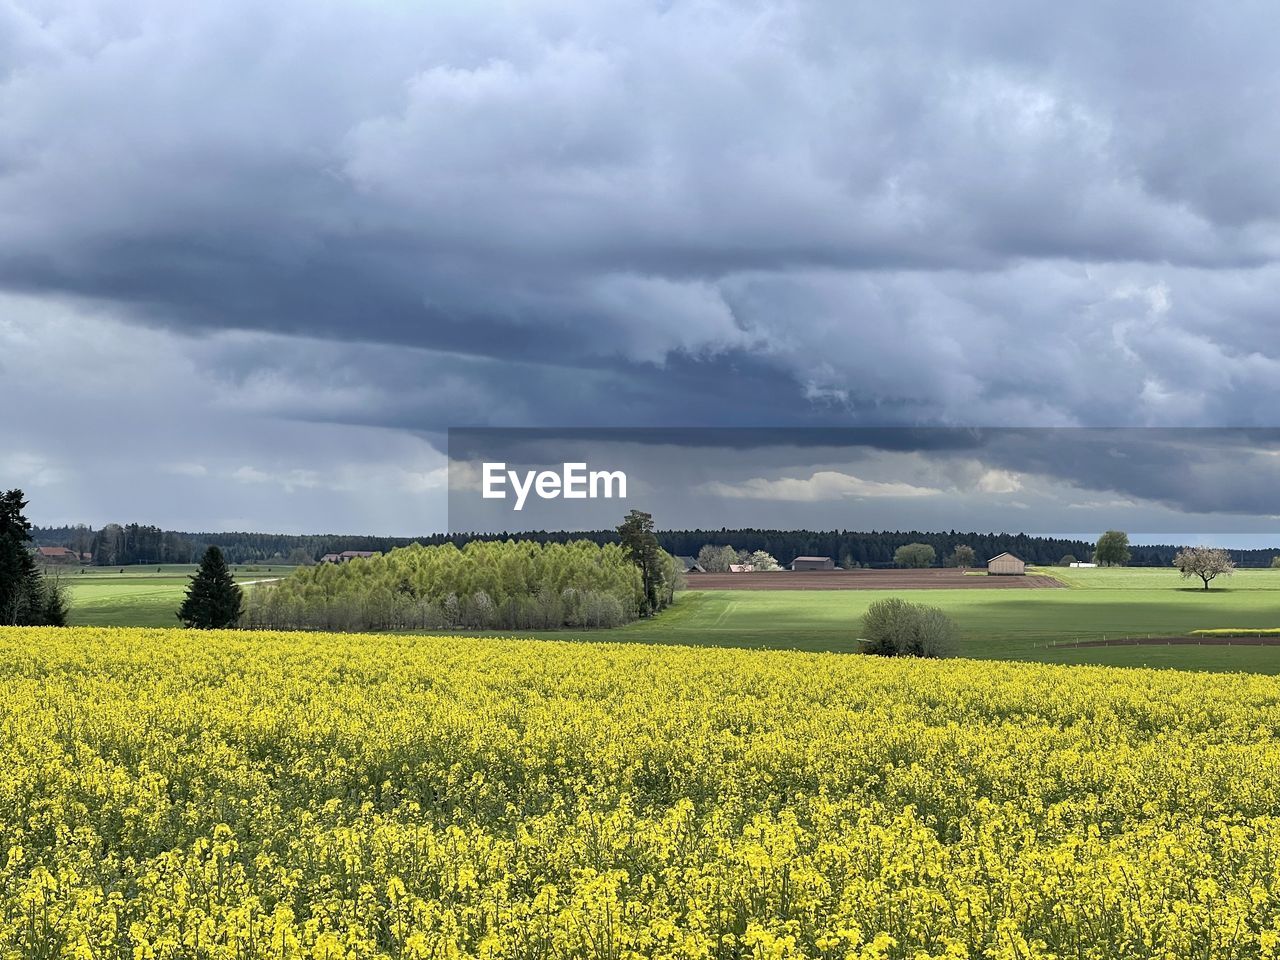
(1, 490, 68, 625)
(32, 523, 1280, 569)
(695, 544, 782, 571)
(890, 543, 977, 569)
(243, 528, 682, 632)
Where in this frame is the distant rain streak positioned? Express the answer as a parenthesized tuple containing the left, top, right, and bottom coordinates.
(481, 462, 627, 511)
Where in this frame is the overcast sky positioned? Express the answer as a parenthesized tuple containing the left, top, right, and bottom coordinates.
(3, 0, 1279, 535)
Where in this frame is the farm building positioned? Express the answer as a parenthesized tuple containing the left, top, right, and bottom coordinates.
(36, 546, 81, 564)
(320, 550, 380, 564)
(986, 552, 1026, 576)
(676, 556, 705, 573)
(728, 563, 753, 573)
(791, 556, 835, 571)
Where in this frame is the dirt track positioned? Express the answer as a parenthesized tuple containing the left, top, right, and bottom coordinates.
(1052, 636, 1280, 648)
(685, 569, 1065, 590)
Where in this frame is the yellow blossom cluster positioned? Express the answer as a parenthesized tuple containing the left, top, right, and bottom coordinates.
(2, 626, 1280, 959)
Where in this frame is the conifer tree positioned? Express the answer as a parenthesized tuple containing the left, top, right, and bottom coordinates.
(617, 510, 662, 615)
(178, 546, 243, 628)
(1, 489, 68, 626)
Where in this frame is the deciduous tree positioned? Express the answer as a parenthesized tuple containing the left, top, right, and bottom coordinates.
(1173, 547, 1235, 591)
(894, 543, 936, 568)
(1094, 531, 1131, 567)
(747, 550, 782, 571)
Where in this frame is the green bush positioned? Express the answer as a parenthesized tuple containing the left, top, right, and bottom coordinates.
(861, 597, 958, 658)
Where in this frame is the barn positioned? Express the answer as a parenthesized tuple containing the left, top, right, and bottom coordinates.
(36, 546, 81, 564)
(791, 556, 835, 571)
(986, 552, 1026, 576)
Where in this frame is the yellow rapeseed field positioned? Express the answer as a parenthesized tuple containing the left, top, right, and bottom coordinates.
(3, 628, 1280, 959)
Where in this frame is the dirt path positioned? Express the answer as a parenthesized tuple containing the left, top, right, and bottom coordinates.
(1051, 636, 1280, 648)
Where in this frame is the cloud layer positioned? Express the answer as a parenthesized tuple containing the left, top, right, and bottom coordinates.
(3, 0, 1280, 530)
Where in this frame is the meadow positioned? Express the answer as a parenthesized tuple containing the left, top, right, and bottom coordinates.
(54, 564, 1280, 672)
(57, 564, 294, 627)
(5, 625, 1280, 958)
(537, 566, 1280, 673)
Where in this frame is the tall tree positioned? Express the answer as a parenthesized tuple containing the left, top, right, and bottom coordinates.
(945, 545, 976, 570)
(617, 510, 662, 615)
(1, 489, 68, 625)
(1173, 547, 1235, 590)
(178, 546, 244, 628)
(1094, 531, 1131, 567)
(0, 489, 37, 624)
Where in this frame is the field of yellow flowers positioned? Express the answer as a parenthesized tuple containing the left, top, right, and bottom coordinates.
(4, 628, 1280, 959)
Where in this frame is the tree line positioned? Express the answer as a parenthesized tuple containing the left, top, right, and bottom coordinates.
(31, 523, 1280, 569)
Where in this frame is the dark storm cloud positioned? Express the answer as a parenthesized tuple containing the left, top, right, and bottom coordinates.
(4, 0, 1280, 531)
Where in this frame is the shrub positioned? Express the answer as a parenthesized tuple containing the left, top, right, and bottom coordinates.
(861, 597, 958, 658)
(1059, 554, 1077, 567)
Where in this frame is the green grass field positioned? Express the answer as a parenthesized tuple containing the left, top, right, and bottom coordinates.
(525, 566, 1280, 673)
(55, 563, 1280, 673)
(56, 564, 294, 627)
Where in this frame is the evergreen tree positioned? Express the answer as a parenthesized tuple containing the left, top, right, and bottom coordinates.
(1, 489, 68, 625)
(178, 546, 244, 628)
(617, 510, 662, 615)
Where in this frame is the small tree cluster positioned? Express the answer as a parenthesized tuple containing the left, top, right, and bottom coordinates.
(240, 535, 672, 632)
(695, 544, 782, 571)
(860, 598, 958, 658)
(945, 545, 976, 570)
(1272, 556, 1280, 569)
(1058, 554, 1078, 567)
(696, 544, 739, 572)
(894, 543, 936, 568)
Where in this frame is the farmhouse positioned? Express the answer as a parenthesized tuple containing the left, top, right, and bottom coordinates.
(676, 556, 705, 573)
(36, 546, 81, 564)
(320, 550, 380, 564)
(728, 563, 753, 573)
(986, 552, 1026, 576)
(791, 556, 835, 571)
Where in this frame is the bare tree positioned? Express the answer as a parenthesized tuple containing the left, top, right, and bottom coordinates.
(1173, 547, 1235, 591)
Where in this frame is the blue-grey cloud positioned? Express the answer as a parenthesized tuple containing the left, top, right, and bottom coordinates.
(3, 0, 1280, 531)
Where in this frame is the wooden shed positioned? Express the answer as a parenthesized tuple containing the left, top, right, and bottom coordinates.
(986, 552, 1026, 576)
(792, 556, 835, 571)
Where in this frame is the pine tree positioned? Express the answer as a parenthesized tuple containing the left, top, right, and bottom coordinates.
(1, 489, 69, 626)
(617, 510, 662, 615)
(178, 546, 244, 628)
